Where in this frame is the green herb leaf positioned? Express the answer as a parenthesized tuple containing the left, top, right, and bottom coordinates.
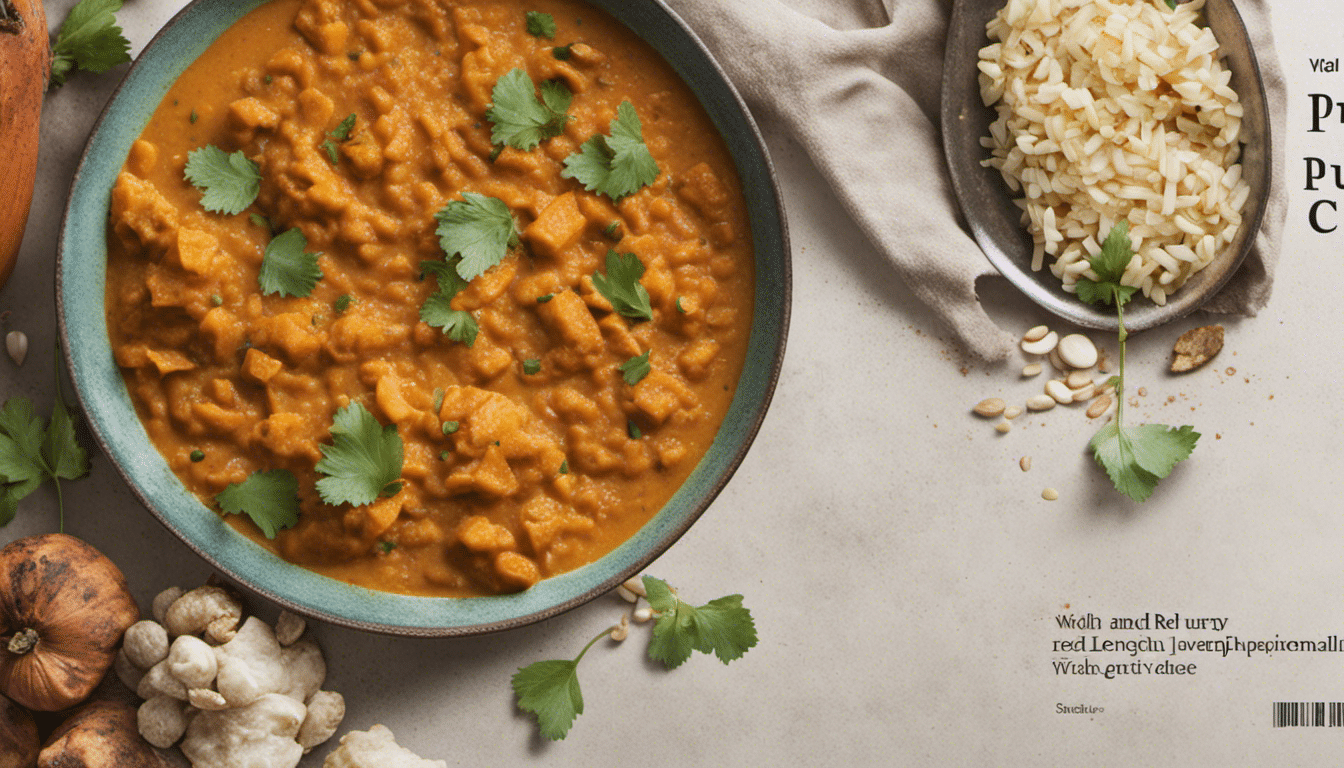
(1165, 0, 1177, 8)
(215, 469, 300, 539)
(1074, 221, 1139, 308)
(562, 101, 659, 200)
(552, 44, 573, 61)
(48, 0, 131, 88)
(523, 359, 541, 375)
(512, 659, 583, 741)
(485, 69, 573, 151)
(1089, 422, 1199, 503)
(190, 449, 205, 462)
(0, 396, 91, 527)
(644, 576, 757, 668)
(329, 113, 357, 140)
(334, 294, 353, 315)
(442, 421, 459, 435)
(434, 193, 518, 281)
(593, 250, 652, 321)
(626, 420, 641, 439)
(618, 351, 651, 386)
(185, 146, 262, 215)
(259, 229, 324, 298)
(314, 403, 404, 507)
(419, 260, 479, 345)
(249, 214, 271, 230)
(321, 139, 340, 164)
(525, 11, 557, 38)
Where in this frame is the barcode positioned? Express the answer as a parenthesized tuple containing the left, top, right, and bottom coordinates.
(1272, 702, 1344, 727)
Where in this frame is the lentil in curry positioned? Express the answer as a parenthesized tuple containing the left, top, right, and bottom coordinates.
(104, 0, 754, 597)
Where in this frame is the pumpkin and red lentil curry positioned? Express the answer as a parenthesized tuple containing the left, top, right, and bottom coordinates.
(104, 0, 754, 597)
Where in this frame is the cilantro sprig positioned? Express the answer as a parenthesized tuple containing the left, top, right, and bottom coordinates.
(525, 11, 557, 38)
(258, 229, 323, 298)
(485, 69, 573, 152)
(434, 193, 518, 281)
(215, 469, 300, 539)
(593, 250, 652, 321)
(419, 259, 479, 346)
(0, 396, 89, 528)
(1075, 221, 1199, 501)
(185, 146, 262, 215)
(48, 0, 132, 88)
(512, 576, 756, 740)
(314, 402, 404, 507)
(562, 101, 659, 200)
(618, 351, 650, 386)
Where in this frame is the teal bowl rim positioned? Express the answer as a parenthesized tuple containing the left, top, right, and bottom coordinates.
(58, 0, 790, 636)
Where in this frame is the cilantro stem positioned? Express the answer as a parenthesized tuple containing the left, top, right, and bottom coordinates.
(574, 627, 615, 665)
(1114, 299, 1126, 429)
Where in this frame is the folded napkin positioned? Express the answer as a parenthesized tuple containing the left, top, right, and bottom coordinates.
(665, 0, 1287, 360)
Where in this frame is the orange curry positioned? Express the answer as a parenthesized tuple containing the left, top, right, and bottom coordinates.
(104, 0, 753, 596)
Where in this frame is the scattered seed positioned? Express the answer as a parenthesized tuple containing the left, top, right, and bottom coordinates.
(1086, 394, 1113, 419)
(1170, 324, 1224, 373)
(610, 615, 630, 642)
(1070, 384, 1095, 402)
(995, 420, 1012, 434)
(1020, 456, 1031, 472)
(615, 585, 637, 603)
(1065, 371, 1092, 389)
(1022, 325, 1050, 343)
(5, 331, 26, 367)
(1021, 330, 1059, 356)
(1137, 386, 1148, 397)
(1045, 379, 1073, 404)
(1026, 394, 1056, 411)
(633, 606, 653, 623)
(973, 397, 1006, 418)
(1097, 357, 1111, 374)
(621, 576, 646, 596)
(1048, 347, 1068, 372)
(1042, 487, 1059, 501)
(1003, 405, 1023, 420)
(1057, 333, 1098, 369)
(1021, 363, 1043, 378)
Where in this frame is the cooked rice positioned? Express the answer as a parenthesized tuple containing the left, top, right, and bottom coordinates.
(977, 0, 1248, 305)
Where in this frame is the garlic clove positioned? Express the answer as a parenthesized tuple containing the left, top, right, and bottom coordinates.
(6, 331, 26, 367)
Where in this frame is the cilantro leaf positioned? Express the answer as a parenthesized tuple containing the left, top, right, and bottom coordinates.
(512, 659, 583, 741)
(1090, 422, 1199, 503)
(434, 193, 518, 281)
(48, 0, 131, 88)
(419, 294, 479, 346)
(618, 351, 650, 386)
(485, 69, 573, 151)
(321, 140, 340, 164)
(185, 146, 262, 215)
(315, 403, 404, 507)
(0, 396, 91, 527)
(644, 576, 757, 668)
(1075, 221, 1139, 307)
(329, 113, 357, 141)
(43, 397, 88, 481)
(525, 11, 558, 38)
(593, 250, 652, 321)
(562, 101, 659, 200)
(216, 469, 300, 539)
(419, 260, 479, 345)
(259, 229, 324, 298)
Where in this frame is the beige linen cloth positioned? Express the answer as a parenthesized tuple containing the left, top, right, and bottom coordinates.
(665, 0, 1288, 360)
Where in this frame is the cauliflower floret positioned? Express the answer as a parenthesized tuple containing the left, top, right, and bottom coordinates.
(322, 724, 446, 768)
(181, 693, 306, 768)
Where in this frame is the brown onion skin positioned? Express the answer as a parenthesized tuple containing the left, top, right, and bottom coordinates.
(0, 694, 38, 768)
(0, 0, 50, 291)
(0, 535, 140, 712)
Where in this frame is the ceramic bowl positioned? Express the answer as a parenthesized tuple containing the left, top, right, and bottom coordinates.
(58, 0, 789, 637)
